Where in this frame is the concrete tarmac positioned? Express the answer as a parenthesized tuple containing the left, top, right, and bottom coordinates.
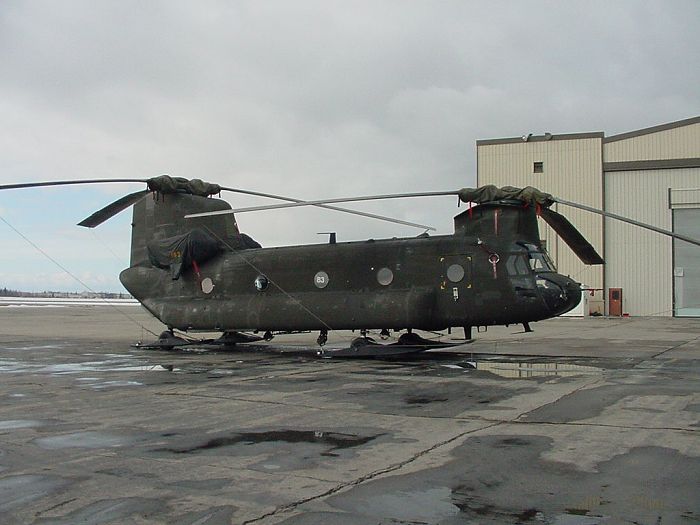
(0, 307, 698, 524)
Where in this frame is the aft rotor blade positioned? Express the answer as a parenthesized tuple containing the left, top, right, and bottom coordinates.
(540, 208, 604, 265)
(555, 197, 700, 248)
(186, 189, 460, 219)
(214, 186, 442, 231)
(0, 178, 147, 191)
(77, 189, 151, 228)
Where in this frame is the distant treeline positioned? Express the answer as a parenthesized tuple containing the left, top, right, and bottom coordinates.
(0, 288, 132, 299)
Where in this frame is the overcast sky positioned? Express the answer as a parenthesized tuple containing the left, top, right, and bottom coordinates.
(1, 0, 699, 292)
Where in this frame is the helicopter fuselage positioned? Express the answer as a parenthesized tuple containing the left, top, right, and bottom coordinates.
(119, 232, 581, 333)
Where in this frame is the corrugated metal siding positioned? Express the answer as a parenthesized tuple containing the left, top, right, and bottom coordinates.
(604, 123, 700, 162)
(670, 188, 700, 209)
(477, 138, 604, 290)
(605, 168, 700, 316)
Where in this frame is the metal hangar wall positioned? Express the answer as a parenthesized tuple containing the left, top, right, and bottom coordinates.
(476, 116, 700, 316)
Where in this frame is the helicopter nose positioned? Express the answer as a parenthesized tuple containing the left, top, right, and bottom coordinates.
(536, 273, 582, 315)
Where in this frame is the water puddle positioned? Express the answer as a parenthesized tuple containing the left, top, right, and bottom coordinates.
(34, 497, 166, 525)
(158, 430, 377, 454)
(0, 474, 68, 512)
(2, 344, 66, 351)
(0, 358, 42, 373)
(0, 419, 45, 430)
(35, 431, 140, 450)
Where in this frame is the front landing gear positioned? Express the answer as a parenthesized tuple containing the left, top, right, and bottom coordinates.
(317, 329, 328, 346)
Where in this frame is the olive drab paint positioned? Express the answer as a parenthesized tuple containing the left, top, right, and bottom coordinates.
(119, 190, 583, 334)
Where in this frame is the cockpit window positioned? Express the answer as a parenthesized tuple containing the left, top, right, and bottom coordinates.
(519, 243, 556, 272)
(515, 256, 530, 275)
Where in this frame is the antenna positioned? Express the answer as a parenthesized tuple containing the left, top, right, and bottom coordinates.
(317, 232, 337, 244)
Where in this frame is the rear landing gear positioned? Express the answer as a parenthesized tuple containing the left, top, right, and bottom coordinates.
(463, 325, 472, 340)
(317, 329, 328, 346)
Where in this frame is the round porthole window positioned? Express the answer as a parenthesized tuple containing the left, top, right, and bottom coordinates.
(254, 275, 269, 291)
(377, 267, 394, 286)
(314, 271, 329, 289)
(201, 277, 215, 294)
(447, 264, 465, 283)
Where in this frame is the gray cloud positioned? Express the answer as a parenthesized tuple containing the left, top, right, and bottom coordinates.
(0, 0, 698, 290)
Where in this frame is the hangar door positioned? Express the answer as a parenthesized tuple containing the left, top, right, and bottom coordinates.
(671, 189, 700, 317)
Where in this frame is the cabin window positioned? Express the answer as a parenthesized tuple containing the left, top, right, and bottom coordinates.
(254, 275, 269, 291)
(447, 264, 465, 283)
(533, 161, 544, 173)
(377, 267, 394, 286)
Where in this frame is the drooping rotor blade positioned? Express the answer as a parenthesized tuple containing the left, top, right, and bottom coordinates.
(0, 178, 147, 191)
(186, 189, 460, 219)
(555, 197, 700, 248)
(77, 189, 151, 228)
(215, 186, 441, 231)
(539, 208, 604, 265)
(0, 178, 152, 228)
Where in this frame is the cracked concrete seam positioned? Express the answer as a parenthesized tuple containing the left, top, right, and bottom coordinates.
(240, 420, 504, 524)
(650, 334, 700, 359)
(240, 376, 617, 523)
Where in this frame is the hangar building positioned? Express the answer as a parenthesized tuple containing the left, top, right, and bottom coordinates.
(476, 116, 700, 316)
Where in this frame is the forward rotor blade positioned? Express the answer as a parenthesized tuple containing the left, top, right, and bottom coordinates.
(555, 197, 700, 248)
(539, 208, 604, 265)
(0, 178, 147, 191)
(77, 189, 151, 228)
(186, 189, 459, 220)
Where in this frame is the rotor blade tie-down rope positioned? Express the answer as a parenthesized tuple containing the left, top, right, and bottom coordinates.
(0, 214, 159, 338)
(192, 260, 201, 283)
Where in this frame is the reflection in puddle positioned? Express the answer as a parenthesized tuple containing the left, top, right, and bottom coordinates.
(91, 380, 143, 389)
(358, 487, 460, 522)
(442, 360, 600, 378)
(43, 362, 171, 375)
(553, 513, 604, 524)
(0, 356, 171, 376)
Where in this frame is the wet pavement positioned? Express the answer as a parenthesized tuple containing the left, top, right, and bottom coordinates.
(0, 307, 698, 524)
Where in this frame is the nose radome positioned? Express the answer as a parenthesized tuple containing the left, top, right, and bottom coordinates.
(536, 273, 582, 316)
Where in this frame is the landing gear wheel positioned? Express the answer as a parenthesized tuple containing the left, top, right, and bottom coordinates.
(317, 329, 328, 346)
(155, 329, 182, 351)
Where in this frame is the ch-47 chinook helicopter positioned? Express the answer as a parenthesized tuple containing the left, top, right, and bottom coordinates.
(2, 176, 699, 357)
